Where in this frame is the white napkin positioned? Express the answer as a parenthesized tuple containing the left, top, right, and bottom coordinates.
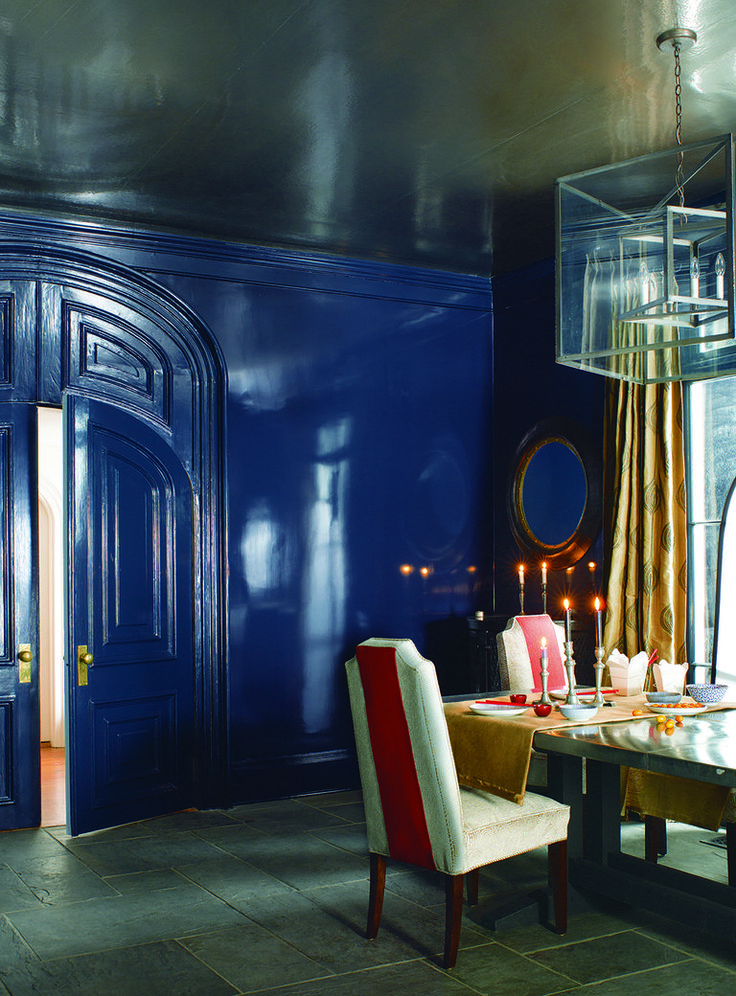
(606, 649, 629, 668)
(653, 659, 688, 694)
(606, 649, 648, 694)
(629, 650, 649, 675)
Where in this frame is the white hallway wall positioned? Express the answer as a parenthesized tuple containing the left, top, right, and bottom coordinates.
(38, 406, 64, 748)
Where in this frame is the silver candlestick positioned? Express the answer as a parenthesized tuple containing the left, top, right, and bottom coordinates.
(592, 646, 606, 706)
(564, 642, 579, 705)
(542, 582, 547, 615)
(537, 651, 552, 706)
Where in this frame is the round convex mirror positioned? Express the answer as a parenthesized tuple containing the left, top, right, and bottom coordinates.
(508, 418, 602, 569)
(522, 441, 587, 545)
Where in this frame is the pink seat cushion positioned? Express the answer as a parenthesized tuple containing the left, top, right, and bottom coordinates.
(516, 615, 566, 691)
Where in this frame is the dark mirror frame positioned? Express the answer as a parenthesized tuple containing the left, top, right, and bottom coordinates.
(507, 416, 602, 570)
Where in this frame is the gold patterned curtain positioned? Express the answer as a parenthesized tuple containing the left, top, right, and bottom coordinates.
(602, 378, 688, 666)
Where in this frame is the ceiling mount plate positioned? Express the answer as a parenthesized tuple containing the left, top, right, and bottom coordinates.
(657, 27, 697, 51)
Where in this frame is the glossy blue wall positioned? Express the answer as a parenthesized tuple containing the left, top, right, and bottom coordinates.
(153, 256, 493, 800)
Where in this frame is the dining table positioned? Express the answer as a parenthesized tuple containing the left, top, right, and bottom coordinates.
(444, 692, 736, 941)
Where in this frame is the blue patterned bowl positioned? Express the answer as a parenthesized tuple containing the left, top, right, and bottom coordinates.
(686, 683, 728, 705)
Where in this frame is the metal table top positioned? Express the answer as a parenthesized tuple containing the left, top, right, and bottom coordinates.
(534, 707, 736, 789)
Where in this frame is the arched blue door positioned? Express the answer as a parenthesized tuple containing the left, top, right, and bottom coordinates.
(0, 251, 225, 834)
(66, 397, 195, 834)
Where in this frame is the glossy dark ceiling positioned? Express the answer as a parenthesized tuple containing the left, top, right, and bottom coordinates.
(3, 0, 736, 275)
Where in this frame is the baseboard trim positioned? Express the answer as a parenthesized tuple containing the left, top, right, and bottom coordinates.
(229, 749, 360, 805)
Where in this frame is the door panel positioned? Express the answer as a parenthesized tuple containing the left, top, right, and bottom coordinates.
(49, 282, 194, 467)
(66, 396, 194, 834)
(95, 434, 177, 660)
(0, 404, 39, 830)
(0, 282, 37, 403)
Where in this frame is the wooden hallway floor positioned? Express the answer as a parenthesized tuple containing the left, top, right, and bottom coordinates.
(40, 744, 65, 828)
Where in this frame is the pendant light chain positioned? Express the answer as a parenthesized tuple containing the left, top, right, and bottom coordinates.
(673, 41, 685, 207)
(657, 27, 696, 207)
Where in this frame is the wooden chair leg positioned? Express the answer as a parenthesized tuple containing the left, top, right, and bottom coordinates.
(466, 867, 479, 907)
(444, 874, 464, 969)
(645, 815, 666, 862)
(367, 853, 386, 939)
(727, 823, 736, 887)
(548, 839, 567, 935)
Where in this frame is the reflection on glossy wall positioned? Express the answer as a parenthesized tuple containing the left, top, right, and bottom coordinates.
(154, 253, 493, 800)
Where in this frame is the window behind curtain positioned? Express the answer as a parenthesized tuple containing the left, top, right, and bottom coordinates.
(685, 376, 736, 674)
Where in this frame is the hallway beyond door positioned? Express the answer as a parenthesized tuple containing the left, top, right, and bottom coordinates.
(40, 744, 65, 827)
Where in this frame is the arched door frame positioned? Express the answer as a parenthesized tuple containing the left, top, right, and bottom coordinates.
(0, 242, 228, 810)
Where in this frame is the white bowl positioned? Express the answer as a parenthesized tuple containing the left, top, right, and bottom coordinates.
(559, 703, 599, 722)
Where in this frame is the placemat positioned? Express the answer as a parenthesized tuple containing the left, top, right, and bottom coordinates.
(444, 695, 649, 804)
(444, 695, 734, 819)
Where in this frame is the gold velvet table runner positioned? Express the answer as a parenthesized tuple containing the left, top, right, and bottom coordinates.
(444, 696, 734, 828)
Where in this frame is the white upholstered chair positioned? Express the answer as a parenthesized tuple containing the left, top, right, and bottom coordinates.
(345, 637, 570, 968)
(497, 614, 567, 692)
(496, 615, 567, 788)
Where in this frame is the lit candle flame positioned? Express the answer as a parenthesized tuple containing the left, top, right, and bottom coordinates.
(540, 636, 547, 648)
(563, 598, 572, 642)
(594, 596, 604, 647)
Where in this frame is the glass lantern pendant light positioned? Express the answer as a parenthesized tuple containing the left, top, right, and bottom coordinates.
(556, 28, 736, 384)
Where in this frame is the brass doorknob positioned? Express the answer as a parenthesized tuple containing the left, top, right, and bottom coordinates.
(79, 652, 93, 665)
(18, 649, 33, 663)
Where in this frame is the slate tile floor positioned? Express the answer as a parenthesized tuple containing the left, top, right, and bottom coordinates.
(1, 793, 735, 995)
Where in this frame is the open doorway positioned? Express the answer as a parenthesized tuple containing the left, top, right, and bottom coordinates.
(38, 406, 65, 827)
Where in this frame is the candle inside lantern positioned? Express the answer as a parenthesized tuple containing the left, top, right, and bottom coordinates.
(595, 597, 603, 647)
(541, 561, 547, 584)
(563, 598, 572, 643)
